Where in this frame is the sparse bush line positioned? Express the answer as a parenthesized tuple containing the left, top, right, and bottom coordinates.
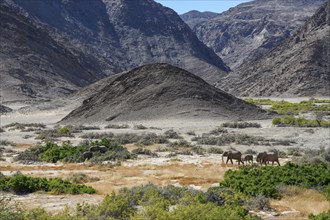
(0, 171, 96, 194)
(272, 116, 330, 127)
(221, 122, 261, 129)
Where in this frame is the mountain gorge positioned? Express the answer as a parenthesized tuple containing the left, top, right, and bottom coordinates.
(192, 0, 325, 69)
(219, 2, 330, 97)
(0, 0, 228, 101)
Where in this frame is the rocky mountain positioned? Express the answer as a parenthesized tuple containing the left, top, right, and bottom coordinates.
(193, 0, 325, 69)
(0, 0, 229, 101)
(180, 10, 218, 29)
(61, 64, 269, 124)
(219, 2, 330, 97)
(0, 4, 106, 101)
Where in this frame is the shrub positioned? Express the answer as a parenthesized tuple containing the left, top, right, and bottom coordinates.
(0, 140, 16, 147)
(134, 124, 148, 130)
(244, 194, 271, 211)
(220, 163, 330, 198)
(309, 210, 330, 220)
(105, 124, 129, 129)
(221, 122, 261, 129)
(164, 129, 182, 139)
(186, 131, 196, 136)
(67, 173, 100, 184)
(209, 127, 228, 135)
(244, 149, 257, 155)
(0, 172, 96, 194)
(80, 132, 114, 139)
(3, 123, 46, 132)
(35, 128, 74, 140)
(207, 147, 224, 154)
(167, 140, 192, 148)
(272, 116, 330, 127)
(132, 148, 158, 157)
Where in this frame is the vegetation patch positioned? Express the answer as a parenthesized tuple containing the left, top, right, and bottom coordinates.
(0, 172, 95, 194)
(272, 116, 330, 127)
(220, 163, 330, 199)
(15, 139, 135, 164)
(221, 122, 261, 129)
(105, 124, 130, 129)
(244, 98, 330, 115)
(0, 184, 260, 219)
(309, 210, 330, 220)
(209, 127, 228, 135)
(132, 147, 158, 157)
(67, 173, 100, 184)
(2, 123, 46, 132)
(164, 129, 182, 139)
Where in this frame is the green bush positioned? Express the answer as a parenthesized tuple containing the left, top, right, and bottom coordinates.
(164, 129, 182, 139)
(15, 140, 135, 164)
(272, 116, 330, 127)
(309, 210, 330, 220)
(220, 163, 330, 198)
(221, 122, 261, 129)
(0, 172, 95, 194)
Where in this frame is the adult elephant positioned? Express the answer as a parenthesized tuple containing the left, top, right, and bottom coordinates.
(226, 151, 244, 165)
(256, 152, 280, 166)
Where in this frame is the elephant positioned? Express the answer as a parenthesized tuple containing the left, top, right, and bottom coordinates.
(242, 154, 253, 164)
(83, 151, 93, 160)
(89, 145, 108, 153)
(222, 151, 230, 163)
(226, 151, 244, 165)
(256, 152, 280, 166)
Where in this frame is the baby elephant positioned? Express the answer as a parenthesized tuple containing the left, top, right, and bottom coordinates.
(242, 154, 253, 164)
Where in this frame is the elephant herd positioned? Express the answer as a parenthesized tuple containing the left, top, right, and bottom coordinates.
(222, 150, 280, 166)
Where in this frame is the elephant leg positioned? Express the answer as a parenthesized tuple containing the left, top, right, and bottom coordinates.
(230, 158, 233, 164)
(277, 160, 281, 166)
(226, 157, 229, 164)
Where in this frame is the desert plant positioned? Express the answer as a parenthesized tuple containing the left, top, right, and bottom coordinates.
(207, 147, 224, 154)
(209, 127, 228, 135)
(80, 132, 114, 139)
(0, 140, 16, 147)
(244, 149, 257, 155)
(244, 194, 271, 211)
(186, 131, 196, 136)
(221, 122, 261, 129)
(134, 124, 148, 130)
(105, 124, 130, 129)
(164, 129, 182, 139)
(132, 148, 158, 157)
(67, 173, 100, 184)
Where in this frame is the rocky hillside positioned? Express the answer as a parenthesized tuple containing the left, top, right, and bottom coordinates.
(180, 10, 218, 29)
(61, 64, 269, 124)
(0, 5, 105, 101)
(193, 0, 325, 69)
(219, 2, 330, 97)
(1, 0, 229, 101)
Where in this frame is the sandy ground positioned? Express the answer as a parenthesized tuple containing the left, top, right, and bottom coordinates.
(0, 97, 329, 218)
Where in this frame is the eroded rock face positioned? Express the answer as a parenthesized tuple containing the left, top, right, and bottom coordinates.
(180, 10, 218, 29)
(61, 64, 270, 124)
(218, 2, 330, 97)
(0, 0, 228, 101)
(193, 0, 325, 69)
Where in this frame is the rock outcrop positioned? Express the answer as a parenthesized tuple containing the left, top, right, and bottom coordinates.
(61, 64, 270, 124)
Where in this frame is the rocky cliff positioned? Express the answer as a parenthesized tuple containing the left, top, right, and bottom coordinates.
(219, 2, 330, 97)
(193, 0, 325, 69)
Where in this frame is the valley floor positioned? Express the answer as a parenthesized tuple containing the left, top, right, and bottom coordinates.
(0, 97, 329, 219)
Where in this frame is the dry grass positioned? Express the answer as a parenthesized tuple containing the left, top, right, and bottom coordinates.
(271, 186, 330, 219)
